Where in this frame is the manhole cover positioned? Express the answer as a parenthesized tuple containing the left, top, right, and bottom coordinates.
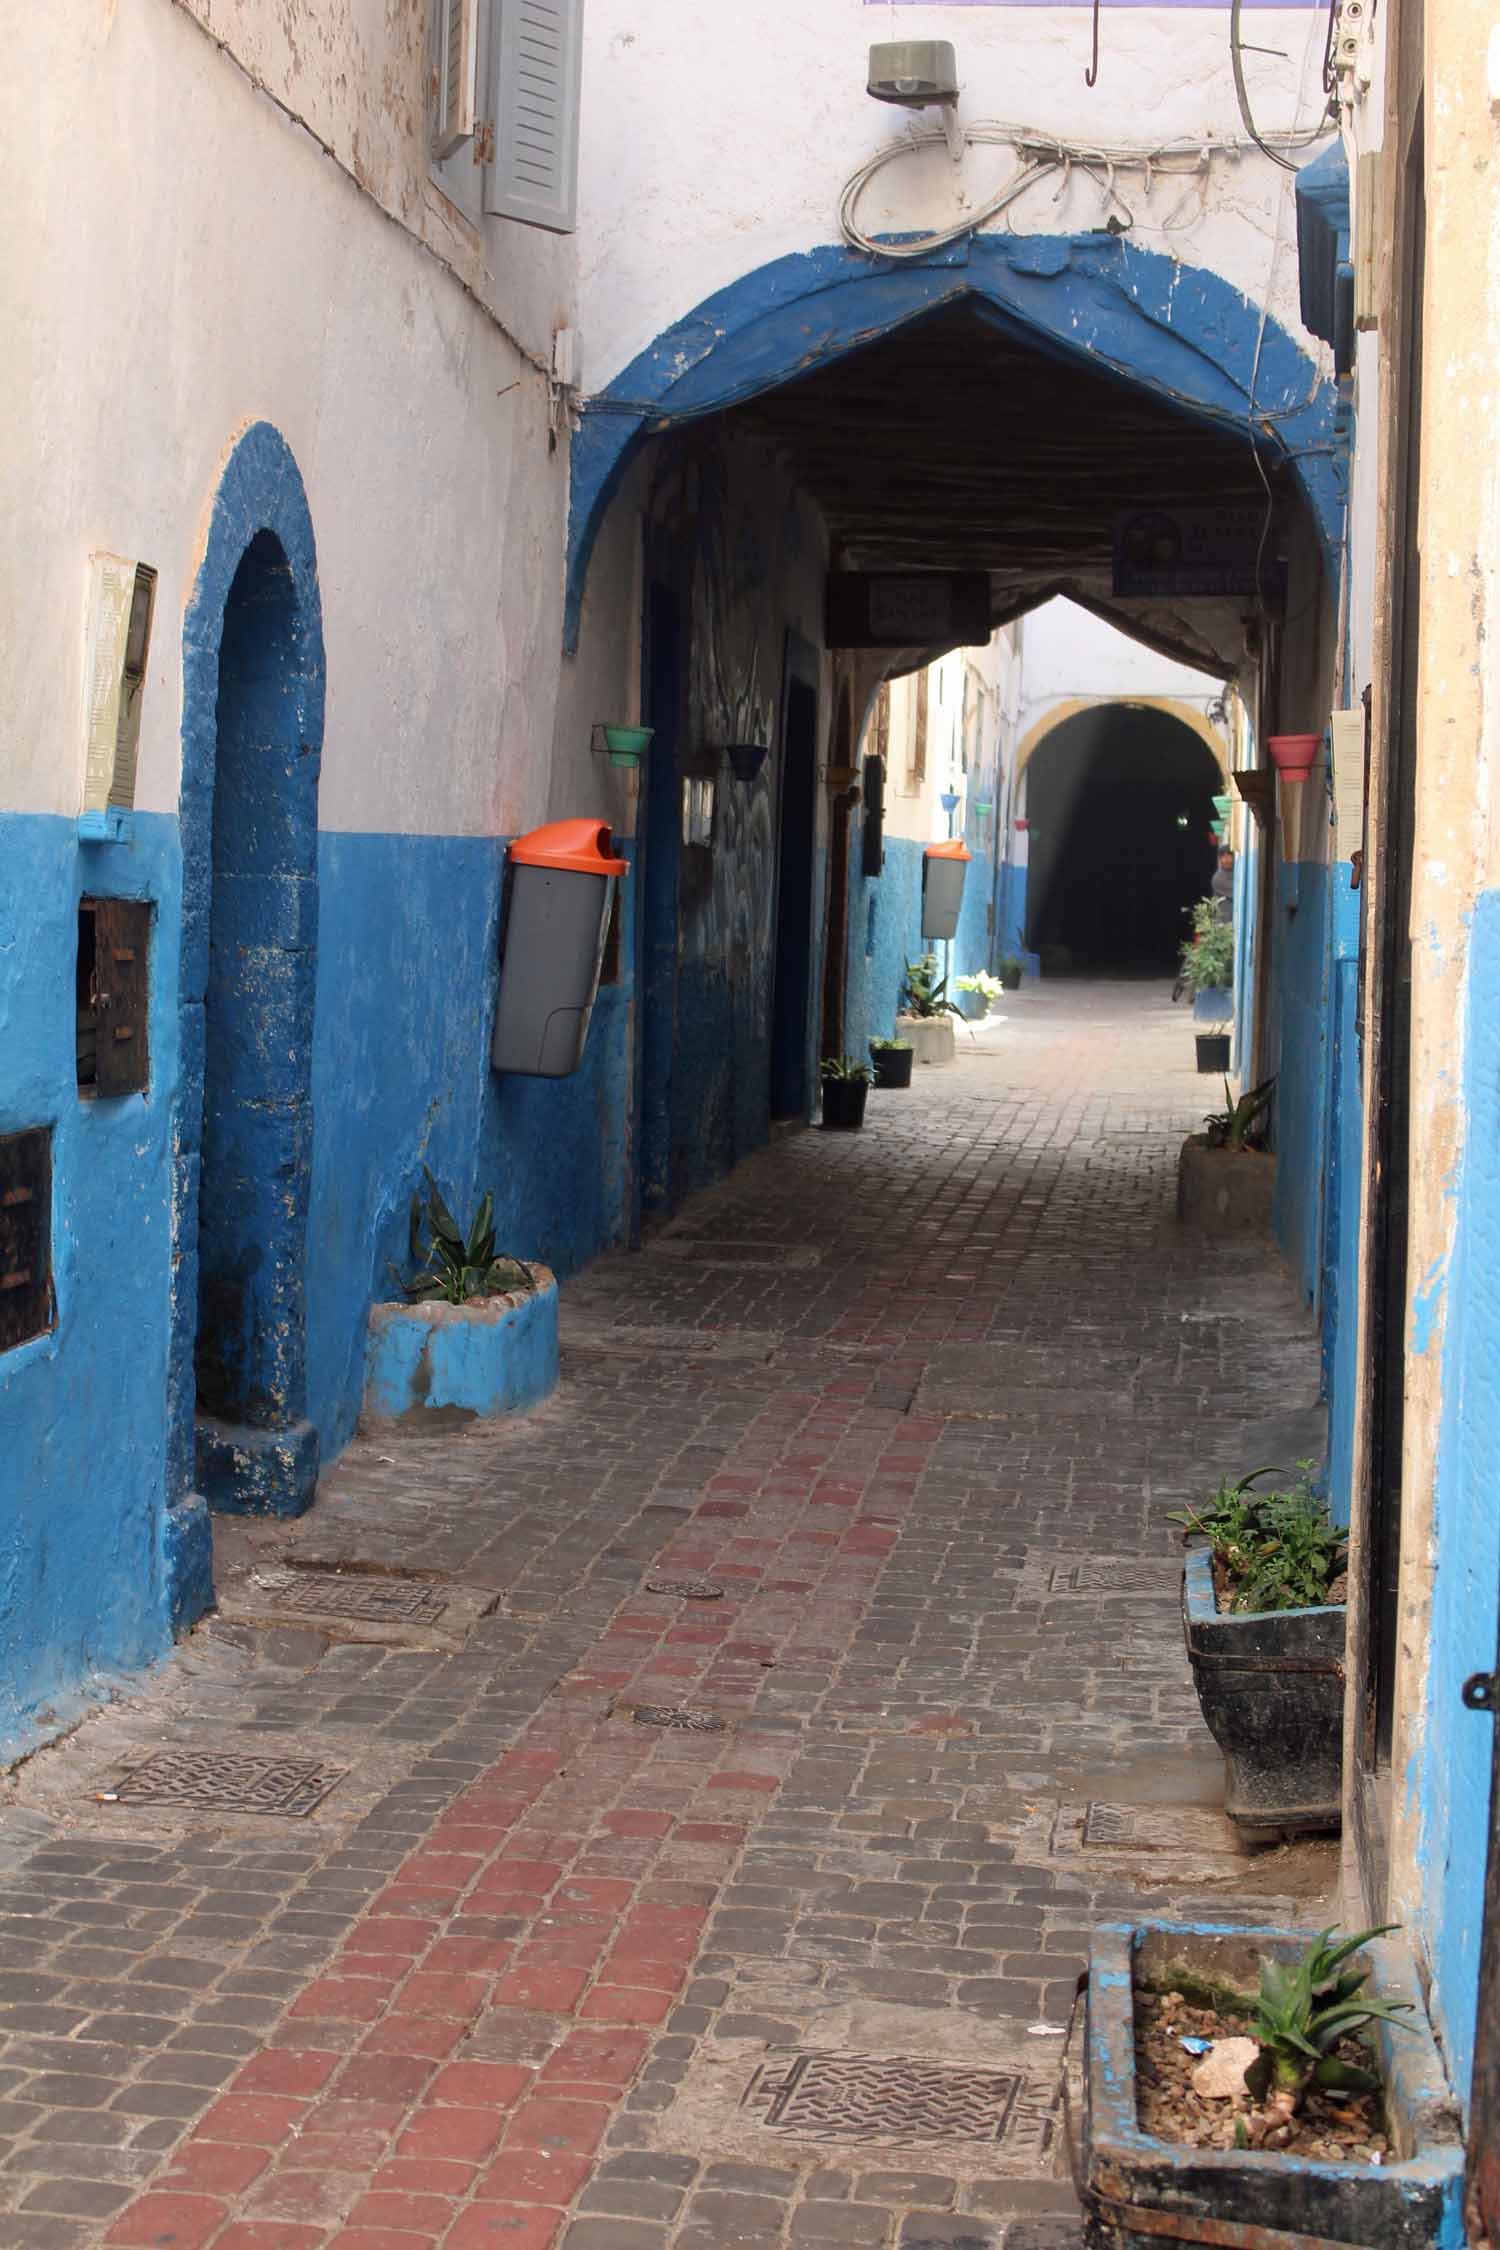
(645, 1578, 725, 1600)
(1048, 1561, 1169, 1596)
(98, 1750, 347, 1818)
(256, 1570, 450, 1624)
(743, 2054, 1022, 2144)
(630, 1705, 730, 1732)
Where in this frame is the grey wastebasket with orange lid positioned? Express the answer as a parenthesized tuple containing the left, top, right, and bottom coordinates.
(921, 839, 971, 942)
(491, 820, 629, 1078)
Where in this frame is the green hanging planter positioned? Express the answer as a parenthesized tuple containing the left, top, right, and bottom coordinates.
(598, 724, 654, 769)
(1212, 792, 1232, 817)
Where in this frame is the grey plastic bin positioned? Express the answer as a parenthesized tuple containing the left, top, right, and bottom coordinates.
(920, 841, 971, 942)
(491, 820, 629, 1078)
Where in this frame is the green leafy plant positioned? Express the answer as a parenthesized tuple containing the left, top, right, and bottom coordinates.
(1180, 896, 1235, 996)
(391, 1169, 534, 1305)
(954, 971, 1004, 1002)
(820, 1054, 873, 1085)
(870, 1036, 912, 1052)
(998, 954, 1024, 977)
(1170, 1464, 1348, 1612)
(1203, 1075, 1276, 1151)
(902, 955, 962, 1019)
(1248, 1927, 1412, 2124)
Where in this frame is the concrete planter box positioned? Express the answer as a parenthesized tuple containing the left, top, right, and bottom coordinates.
(364, 1267, 558, 1429)
(1177, 1135, 1275, 1234)
(895, 1013, 956, 1066)
(1182, 1544, 1344, 1835)
(1079, 1922, 1463, 2250)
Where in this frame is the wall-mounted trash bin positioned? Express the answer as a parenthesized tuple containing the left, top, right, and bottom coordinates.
(921, 839, 971, 941)
(491, 820, 629, 1078)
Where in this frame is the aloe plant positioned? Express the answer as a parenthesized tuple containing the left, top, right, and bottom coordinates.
(392, 1169, 533, 1305)
(902, 955, 962, 1019)
(1249, 1927, 1412, 2124)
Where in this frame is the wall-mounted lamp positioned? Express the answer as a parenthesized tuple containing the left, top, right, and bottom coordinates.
(724, 742, 769, 784)
(867, 40, 963, 161)
(592, 723, 653, 770)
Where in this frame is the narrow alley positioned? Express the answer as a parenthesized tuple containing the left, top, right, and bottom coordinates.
(0, 987, 1332, 2250)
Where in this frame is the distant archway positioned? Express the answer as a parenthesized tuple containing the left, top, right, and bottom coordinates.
(1023, 705, 1223, 975)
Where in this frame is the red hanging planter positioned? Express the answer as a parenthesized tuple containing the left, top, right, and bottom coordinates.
(1267, 732, 1322, 783)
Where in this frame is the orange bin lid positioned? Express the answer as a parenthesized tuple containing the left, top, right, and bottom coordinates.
(924, 839, 972, 862)
(510, 819, 629, 876)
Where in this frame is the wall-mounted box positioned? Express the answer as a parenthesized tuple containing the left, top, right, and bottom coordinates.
(80, 555, 156, 843)
(77, 897, 153, 1097)
(0, 1127, 53, 1354)
(921, 839, 971, 941)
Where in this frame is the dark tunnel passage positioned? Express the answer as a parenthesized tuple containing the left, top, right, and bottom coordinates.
(1023, 706, 1224, 976)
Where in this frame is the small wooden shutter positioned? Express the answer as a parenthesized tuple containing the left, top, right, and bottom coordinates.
(0, 1128, 52, 1354)
(91, 898, 152, 1099)
(434, 0, 480, 158)
(485, 0, 584, 234)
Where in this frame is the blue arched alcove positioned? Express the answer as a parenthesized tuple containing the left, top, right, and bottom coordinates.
(165, 422, 325, 1604)
(566, 236, 1343, 650)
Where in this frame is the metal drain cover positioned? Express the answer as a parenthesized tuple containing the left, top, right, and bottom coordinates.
(255, 1570, 450, 1624)
(645, 1578, 724, 1601)
(98, 1750, 347, 1819)
(1048, 1561, 1169, 1596)
(629, 1705, 730, 1733)
(743, 2054, 1021, 2144)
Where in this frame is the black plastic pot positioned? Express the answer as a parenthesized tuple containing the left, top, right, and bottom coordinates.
(1182, 1545, 1344, 1834)
(1195, 1032, 1231, 1073)
(820, 1078, 869, 1130)
(1000, 966, 1021, 991)
(1079, 1922, 1463, 2250)
(869, 1046, 914, 1090)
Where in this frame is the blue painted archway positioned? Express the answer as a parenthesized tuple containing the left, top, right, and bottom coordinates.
(567, 236, 1343, 651)
(168, 421, 326, 1554)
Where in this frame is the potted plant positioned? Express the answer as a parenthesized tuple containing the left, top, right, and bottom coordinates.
(364, 1170, 558, 1427)
(1169, 1464, 1346, 1833)
(1178, 1076, 1276, 1234)
(998, 954, 1023, 992)
(953, 969, 1004, 1020)
(1179, 899, 1234, 1066)
(1079, 1919, 1463, 2250)
(896, 955, 961, 1067)
(819, 1054, 872, 1129)
(869, 1036, 914, 1090)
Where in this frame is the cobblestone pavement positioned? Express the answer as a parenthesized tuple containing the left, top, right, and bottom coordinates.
(0, 982, 1334, 2249)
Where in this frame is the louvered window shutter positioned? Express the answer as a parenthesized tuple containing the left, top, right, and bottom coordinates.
(485, 0, 584, 234)
(433, 0, 480, 159)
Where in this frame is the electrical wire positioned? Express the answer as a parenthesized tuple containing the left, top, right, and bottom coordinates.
(838, 117, 1336, 261)
(1230, 0, 1336, 169)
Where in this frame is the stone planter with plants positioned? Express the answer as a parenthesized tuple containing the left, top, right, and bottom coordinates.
(954, 969, 1004, 1020)
(869, 1036, 914, 1090)
(819, 1054, 871, 1129)
(1078, 1919, 1463, 2250)
(365, 1171, 558, 1428)
(896, 954, 960, 1065)
(1179, 1075, 1276, 1235)
(1170, 1465, 1347, 1834)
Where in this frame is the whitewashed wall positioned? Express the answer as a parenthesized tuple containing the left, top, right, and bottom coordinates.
(5, 0, 571, 840)
(576, 0, 1336, 388)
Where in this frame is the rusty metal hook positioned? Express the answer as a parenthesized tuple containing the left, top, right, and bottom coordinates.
(1085, 0, 1102, 86)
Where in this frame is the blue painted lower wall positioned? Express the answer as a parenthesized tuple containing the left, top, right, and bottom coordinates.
(0, 813, 180, 1758)
(1415, 886, 1500, 2112)
(1271, 858, 1331, 1317)
(0, 810, 637, 1751)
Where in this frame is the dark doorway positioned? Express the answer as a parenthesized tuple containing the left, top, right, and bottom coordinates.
(638, 582, 685, 1218)
(1023, 707, 1222, 974)
(770, 638, 820, 1118)
(194, 529, 320, 1516)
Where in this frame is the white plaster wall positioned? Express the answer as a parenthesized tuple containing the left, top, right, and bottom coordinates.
(5, 0, 570, 838)
(1016, 598, 1226, 729)
(577, 0, 1336, 387)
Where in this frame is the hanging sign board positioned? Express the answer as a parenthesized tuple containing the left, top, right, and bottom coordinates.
(826, 572, 992, 650)
(1112, 506, 1275, 599)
